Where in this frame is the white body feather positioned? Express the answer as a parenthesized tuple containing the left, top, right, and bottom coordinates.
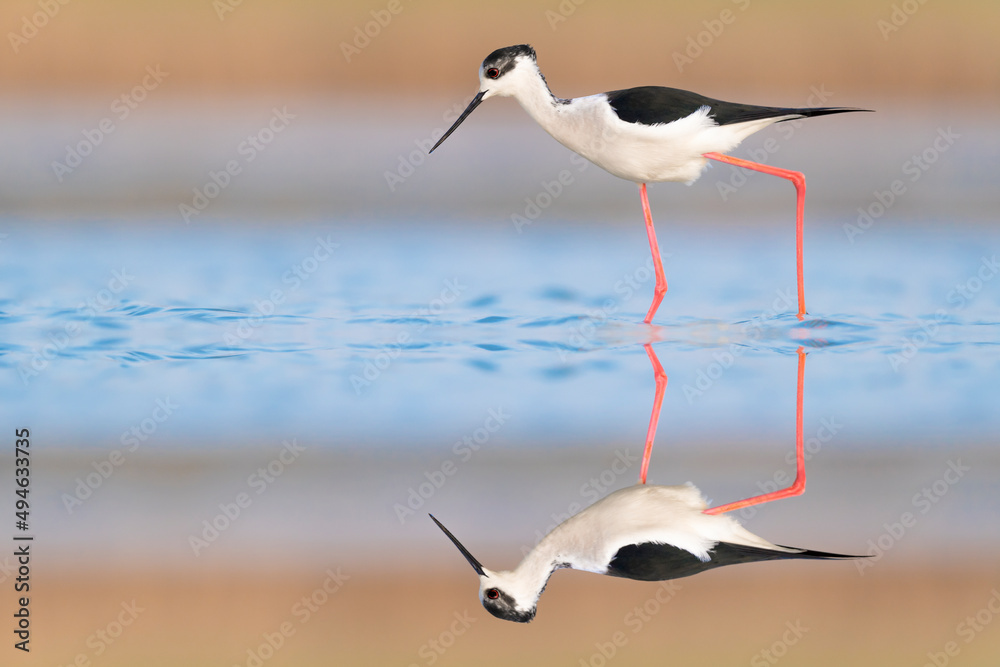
(488, 59, 794, 184)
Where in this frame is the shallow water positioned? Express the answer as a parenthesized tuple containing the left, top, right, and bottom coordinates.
(3, 217, 998, 452)
(2, 209, 996, 587)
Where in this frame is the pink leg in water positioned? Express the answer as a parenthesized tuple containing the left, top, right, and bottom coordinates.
(704, 347, 807, 515)
(639, 183, 667, 324)
(638, 343, 667, 484)
(702, 152, 807, 320)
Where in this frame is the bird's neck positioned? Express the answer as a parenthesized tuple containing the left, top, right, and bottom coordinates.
(511, 68, 567, 135)
(508, 539, 568, 606)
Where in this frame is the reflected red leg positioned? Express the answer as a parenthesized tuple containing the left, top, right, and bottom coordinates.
(702, 152, 807, 320)
(639, 343, 667, 484)
(639, 183, 667, 324)
(704, 347, 806, 515)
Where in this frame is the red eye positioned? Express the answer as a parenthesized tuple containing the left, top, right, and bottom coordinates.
(486, 588, 499, 600)
(486, 68, 500, 79)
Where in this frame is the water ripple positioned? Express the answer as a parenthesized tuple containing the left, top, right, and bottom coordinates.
(476, 343, 509, 352)
(2, 299, 999, 373)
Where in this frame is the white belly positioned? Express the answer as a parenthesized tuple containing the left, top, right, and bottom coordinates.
(526, 96, 781, 184)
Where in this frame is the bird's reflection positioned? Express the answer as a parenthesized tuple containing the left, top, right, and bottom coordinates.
(431, 345, 863, 623)
(638, 343, 666, 485)
(640, 344, 809, 514)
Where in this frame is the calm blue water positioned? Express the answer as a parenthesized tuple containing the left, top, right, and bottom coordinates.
(3, 216, 998, 454)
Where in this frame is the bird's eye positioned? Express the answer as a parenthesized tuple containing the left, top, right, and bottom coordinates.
(486, 588, 500, 600)
(486, 68, 500, 79)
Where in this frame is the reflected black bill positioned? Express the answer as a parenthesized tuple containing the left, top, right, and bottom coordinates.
(429, 514, 486, 576)
(429, 90, 487, 153)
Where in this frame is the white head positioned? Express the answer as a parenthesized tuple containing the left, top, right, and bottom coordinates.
(430, 514, 539, 623)
(430, 44, 544, 154)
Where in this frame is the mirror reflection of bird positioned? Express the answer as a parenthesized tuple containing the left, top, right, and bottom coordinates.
(431, 44, 870, 322)
(431, 483, 863, 623)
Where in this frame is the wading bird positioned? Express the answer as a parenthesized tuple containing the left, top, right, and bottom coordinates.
(430, 44, 869, 322)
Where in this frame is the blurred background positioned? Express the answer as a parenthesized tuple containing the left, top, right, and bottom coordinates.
(1, 1, 999, 665)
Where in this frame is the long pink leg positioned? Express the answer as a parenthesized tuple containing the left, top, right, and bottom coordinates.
(639, 343, 667, 484)
(704, 346, 806, 515)
(702, 152, 807, 320)
(639, 183, 667, 324)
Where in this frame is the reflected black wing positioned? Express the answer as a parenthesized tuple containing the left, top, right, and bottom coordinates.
(604, 86, 865, 127)
(605, 541, 861, 582)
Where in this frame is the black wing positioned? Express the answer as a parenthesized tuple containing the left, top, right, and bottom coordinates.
(605, 541, 862, 582)
(604, 86, 866, 127)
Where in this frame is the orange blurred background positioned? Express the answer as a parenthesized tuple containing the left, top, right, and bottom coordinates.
(4, 0, 998, 98)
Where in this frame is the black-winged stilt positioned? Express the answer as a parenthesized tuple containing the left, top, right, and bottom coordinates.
(430, 44, 870, 322)
(431, 348, 864, 623)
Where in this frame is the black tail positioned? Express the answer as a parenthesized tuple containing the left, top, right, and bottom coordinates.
(718, 105, 873, 126)
(710, 542, 868, 568)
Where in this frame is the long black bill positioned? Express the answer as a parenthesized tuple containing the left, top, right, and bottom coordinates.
(429, 514, 486, 576)
(429, 90, 487, 153)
